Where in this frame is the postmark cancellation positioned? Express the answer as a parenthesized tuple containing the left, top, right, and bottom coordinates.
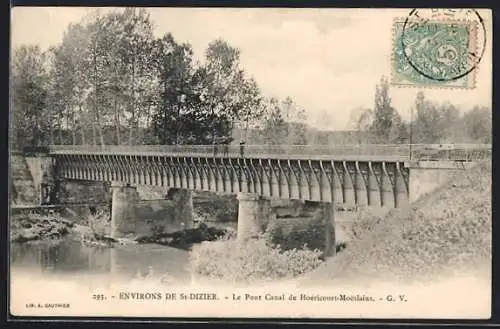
(391, 9, 486, 89)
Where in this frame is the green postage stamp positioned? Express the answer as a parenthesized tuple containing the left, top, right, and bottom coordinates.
(392, 9, 486, 89)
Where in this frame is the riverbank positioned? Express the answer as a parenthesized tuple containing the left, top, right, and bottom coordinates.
(301, 161, 492, 286)
(10, 214, 75, 243)
(135, 223, 232, 250)
(10, 210, 231, 250)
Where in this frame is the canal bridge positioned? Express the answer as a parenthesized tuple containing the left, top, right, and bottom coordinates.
(16, 143, 491, 256)
(45, 144, 489, 204)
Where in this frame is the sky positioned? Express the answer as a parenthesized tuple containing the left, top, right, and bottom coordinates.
(11, 7, 492, 130)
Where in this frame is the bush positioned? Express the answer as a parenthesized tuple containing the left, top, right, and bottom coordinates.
(10, 213, 74, 243)
(350, 208, 386, 240)
(88, 210, 111, 237)
(190, 236, 323, 283)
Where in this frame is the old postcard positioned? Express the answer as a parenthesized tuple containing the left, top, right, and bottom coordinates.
(9, 7, 492, 320)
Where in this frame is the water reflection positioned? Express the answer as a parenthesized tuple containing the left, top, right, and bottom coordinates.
(10, 237, 192, 284)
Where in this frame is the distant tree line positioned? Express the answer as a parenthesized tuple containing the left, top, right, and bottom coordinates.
(347, 77, 492, 145)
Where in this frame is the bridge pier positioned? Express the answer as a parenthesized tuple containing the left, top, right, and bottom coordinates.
(166, 188, 194, 229)
(236, 192, 273, 242)
(110, 182, 139, 238)
(322, 202, 336, 257)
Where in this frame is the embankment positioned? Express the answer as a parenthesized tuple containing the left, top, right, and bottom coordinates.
(302, 161, 492, 285)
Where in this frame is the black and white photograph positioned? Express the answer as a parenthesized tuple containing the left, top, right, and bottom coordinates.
(9, 7, 492, 319)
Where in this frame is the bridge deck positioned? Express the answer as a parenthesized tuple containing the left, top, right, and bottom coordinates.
(47, 144, 491, 162)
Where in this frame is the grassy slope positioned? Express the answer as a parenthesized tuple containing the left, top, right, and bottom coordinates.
(303, 161, 492, 285)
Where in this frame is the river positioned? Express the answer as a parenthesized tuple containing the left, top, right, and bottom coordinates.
(10, 237, 193, 286)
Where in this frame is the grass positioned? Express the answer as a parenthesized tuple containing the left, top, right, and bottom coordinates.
(189, 234, 324, 284)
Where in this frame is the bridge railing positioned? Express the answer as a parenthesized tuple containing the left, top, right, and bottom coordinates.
(409, 144, 492, 161)
(49, 144, 411, 159)
(47, 144, 491, 161)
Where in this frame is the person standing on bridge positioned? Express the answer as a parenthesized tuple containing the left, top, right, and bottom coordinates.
(213, 142, 218, 157)
(221, 136, 232, 156)
(239, 140, 246, 158)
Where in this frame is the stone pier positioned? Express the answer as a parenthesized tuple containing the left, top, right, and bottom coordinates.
(236, 192, 273, 242)
(166, 188, 194, 229)
(322, 202, 336, 257)
(110, 182, 139, 238)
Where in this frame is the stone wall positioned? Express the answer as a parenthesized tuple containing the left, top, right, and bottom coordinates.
(11, 154, 38, 205)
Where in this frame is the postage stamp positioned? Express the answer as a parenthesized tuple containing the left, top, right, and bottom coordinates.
(392, 9, 486, 89)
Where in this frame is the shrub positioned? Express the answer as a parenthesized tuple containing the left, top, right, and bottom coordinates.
(88, 210, 111, 237)
(10, 213, 74, 242)
(350, 208, 386, 240)
(190, 236, 323, 283)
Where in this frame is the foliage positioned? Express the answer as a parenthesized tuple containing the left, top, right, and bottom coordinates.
(190, 235, 323, 283)
(11, 6, 491, 149)
(10, 213, 74, 243)
(411, 91, 444, 143)
(346, 78, 491, 145)
(260, 97, 308, 145)
(409, 92, 491, 144)
(88, 210, 111, 237)
(461, 106, 492, 143)
(10, 9, 266, 149)
(369, 76, 403, 143)
(11, 45, 50, 148)
(150, 33, 198, 144)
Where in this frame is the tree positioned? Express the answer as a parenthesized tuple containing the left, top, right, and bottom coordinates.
(57, 22, 92, 145)
(201, 39, 264, 144)
(110, 8, 155, 145)
(411, 91, 443, 144)
(282, 97, 307, 144)
(46, 32, 83, 145)
(462, 106, 492, 143)
(11, 10, 287, 148)
(437, 102, 461, 142)
(347, 107, 373, 144)
(260, 97, 308, 145)
(369, 76, 401, 143)
(228, 73, 264, 142)
(262, 98, 287, 144)
(80, 10, 111, 146)
(150, 33, 196, 144)
(11, 45, 50, 149)
(388, 113, 409, 144)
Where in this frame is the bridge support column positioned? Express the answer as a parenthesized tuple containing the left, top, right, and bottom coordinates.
(322, 202, 336, 257)
(110, 182, 138, 238)
(236, 192, 272, 242)
(406, 161, 475, 203)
